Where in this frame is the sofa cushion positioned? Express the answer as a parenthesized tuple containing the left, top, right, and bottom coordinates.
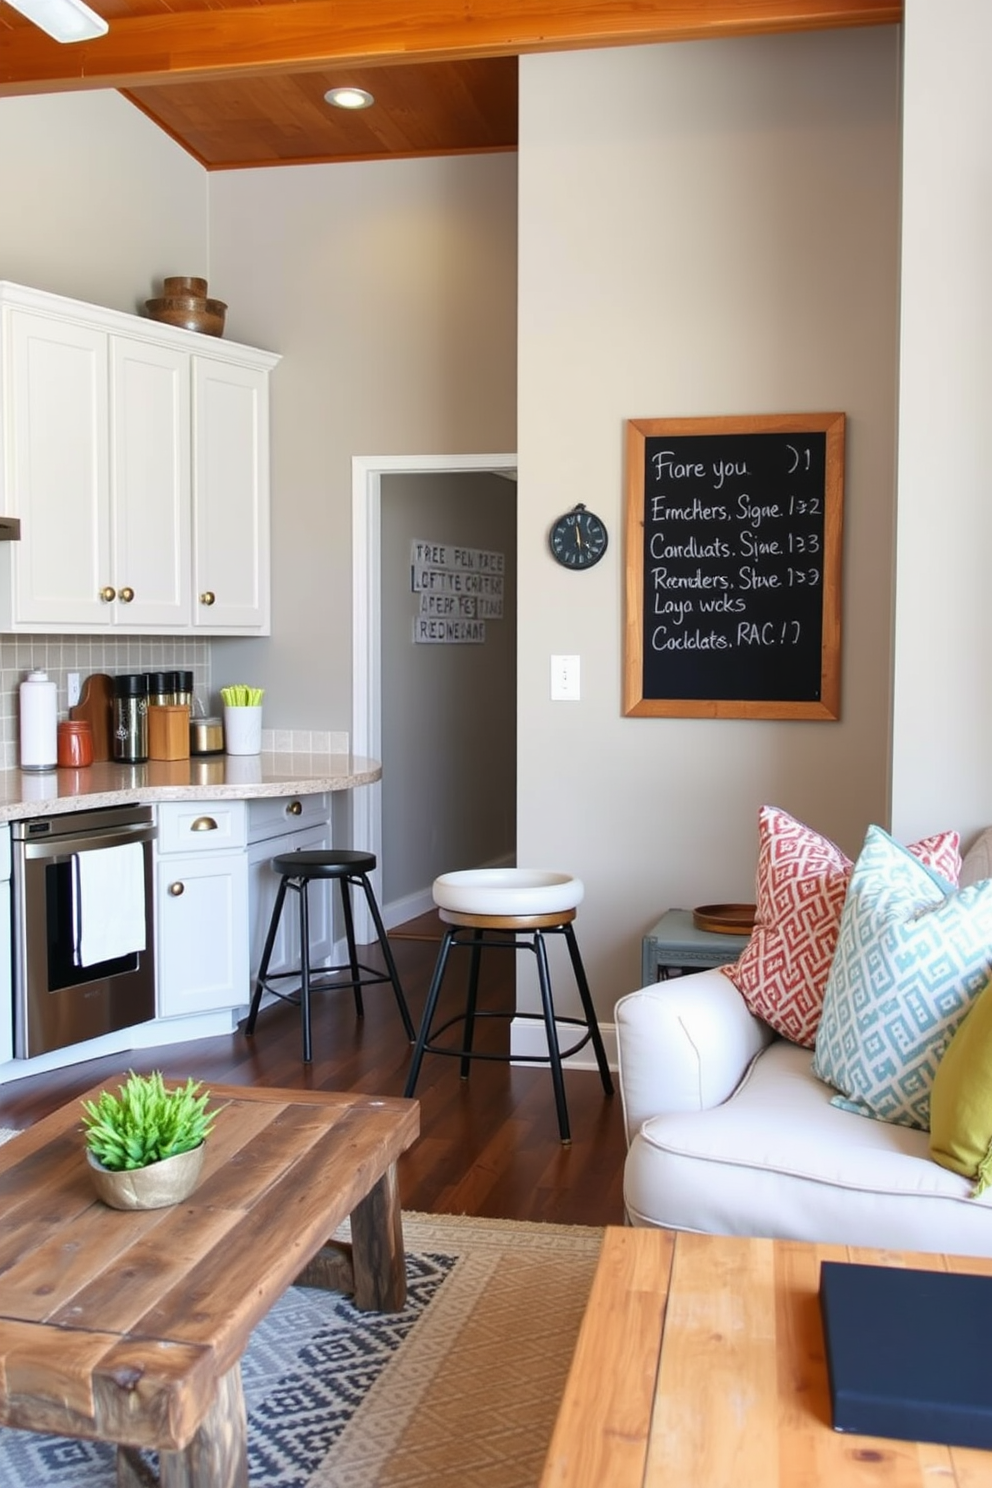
(724, 806, 961, 1049)
(623, 1041, 992, 1254)
(961, 826, 992, 889)
(930, 975, 992, 1195)
(813, 826, 992, 1131)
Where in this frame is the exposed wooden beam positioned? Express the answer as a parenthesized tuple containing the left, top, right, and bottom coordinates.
(0, 0, 903, 95)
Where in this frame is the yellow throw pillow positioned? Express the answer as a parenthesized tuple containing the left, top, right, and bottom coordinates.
(930, 976, 992, 1196)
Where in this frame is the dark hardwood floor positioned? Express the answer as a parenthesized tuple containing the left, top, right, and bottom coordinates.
(0, 915, 628, 1227)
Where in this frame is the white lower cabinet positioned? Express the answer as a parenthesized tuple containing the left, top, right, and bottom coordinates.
(155, 802, 249, 1019)
(0, 827, 11, 1063)
(247, 796, 332, 984)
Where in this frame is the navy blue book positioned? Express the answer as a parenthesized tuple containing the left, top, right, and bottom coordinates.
(819, 1261, 992, 1450)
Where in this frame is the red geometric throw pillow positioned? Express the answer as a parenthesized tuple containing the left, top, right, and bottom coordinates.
(722, 805, 961, 1047)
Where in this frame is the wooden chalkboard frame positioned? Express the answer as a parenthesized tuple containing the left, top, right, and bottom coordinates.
(623, 412, 845, 720)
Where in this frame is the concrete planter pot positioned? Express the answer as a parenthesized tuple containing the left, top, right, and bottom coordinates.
(86, 1142, 205, 1210)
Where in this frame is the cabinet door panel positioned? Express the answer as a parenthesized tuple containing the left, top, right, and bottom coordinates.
(111, 338, 190, 627)
(0, 881, 11, 1066)
(192, 357, 270, 632)
(248, 822, 332, 983)
(156, 853, 249, 1018)
(7, 311, 110, 625)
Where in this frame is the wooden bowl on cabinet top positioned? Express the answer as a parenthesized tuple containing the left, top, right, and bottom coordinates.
(144, 294, 227, 337)
(162, 275, 208, 298)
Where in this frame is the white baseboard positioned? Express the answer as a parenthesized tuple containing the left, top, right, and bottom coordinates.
(383, 850, 517, 931)
(383, 885, 436, 929)
(0, 1008, 238, 1084)
(510, 1015, 618, 1073)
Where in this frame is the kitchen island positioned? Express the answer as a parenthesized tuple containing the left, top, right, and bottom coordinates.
(0, 754, 383, 1082)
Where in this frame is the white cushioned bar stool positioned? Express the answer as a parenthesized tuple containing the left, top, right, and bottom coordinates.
(403, 868, 614, 1143)
(244, 849, 416, 1063)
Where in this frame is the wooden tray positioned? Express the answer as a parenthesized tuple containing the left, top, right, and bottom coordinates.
(692, 903, 756, 935)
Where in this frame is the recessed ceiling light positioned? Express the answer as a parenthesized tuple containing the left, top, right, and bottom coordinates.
(324, 87, 375, 111)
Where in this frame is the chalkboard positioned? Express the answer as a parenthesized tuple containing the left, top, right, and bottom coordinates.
(623, 413, 844, 720)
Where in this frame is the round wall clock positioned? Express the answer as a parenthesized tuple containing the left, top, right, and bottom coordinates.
(548, 504, 609, 570)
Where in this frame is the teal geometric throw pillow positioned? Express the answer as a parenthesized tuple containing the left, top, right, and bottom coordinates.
(812, 825, 992, 1131)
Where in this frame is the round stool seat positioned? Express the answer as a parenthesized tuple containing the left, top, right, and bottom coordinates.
(432, 868, 583, 918)
(271, 849, 377, 879)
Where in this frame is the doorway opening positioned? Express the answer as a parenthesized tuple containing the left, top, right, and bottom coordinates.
(352, 453, 517, 934)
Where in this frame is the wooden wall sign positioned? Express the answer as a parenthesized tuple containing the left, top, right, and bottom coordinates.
(624, 413, 845, 720)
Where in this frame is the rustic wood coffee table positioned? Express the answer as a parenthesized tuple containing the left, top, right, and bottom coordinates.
(0, 1082, 419, 1487)
(541, 1227, 992, 1487)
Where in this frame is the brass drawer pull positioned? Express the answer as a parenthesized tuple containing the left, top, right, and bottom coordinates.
(200, 591, 216, 606)
(99, 586, 116, 602)
(286, 800, 303, 816)
(119, 586, 135, 603)
(168, 881, 185, 897)
(190, 816, 218, 832)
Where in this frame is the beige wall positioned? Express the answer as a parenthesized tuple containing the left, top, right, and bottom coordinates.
(517, 29, 902, 1009)
(891, 0, 992, 848)
(0, 92, 206, 313)
(206, 156, 518, 730)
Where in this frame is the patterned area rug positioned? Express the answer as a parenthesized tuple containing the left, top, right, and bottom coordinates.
(0, 1210, 603, 1488)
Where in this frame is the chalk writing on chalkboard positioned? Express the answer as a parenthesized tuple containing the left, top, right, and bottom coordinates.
(624, 414, 844, 720)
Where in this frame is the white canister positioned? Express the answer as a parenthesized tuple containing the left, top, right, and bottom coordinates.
(19, 670, 58, 772)
(222, 705, 263, 756)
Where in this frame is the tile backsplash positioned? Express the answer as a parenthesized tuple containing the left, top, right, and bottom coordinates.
(260, 729, 350, 755)
(0, 636, 210, 770)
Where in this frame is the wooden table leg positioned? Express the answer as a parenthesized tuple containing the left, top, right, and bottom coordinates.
(350, 1161, 407, 1312)
(131, 1363, 248, 1488)
(117, 1447, 158, 1487)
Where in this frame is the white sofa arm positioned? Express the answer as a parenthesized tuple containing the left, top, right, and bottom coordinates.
(615, 969, 776, 1146)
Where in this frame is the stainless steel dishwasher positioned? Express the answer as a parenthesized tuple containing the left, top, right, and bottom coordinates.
(12, 803, 156, 1058)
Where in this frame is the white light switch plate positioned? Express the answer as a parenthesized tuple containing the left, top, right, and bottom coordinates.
(67, 672, 81, 707)
(551, 654, 580, 701)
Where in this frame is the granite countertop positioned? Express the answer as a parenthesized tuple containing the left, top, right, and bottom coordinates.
(0, 752, 381, 822)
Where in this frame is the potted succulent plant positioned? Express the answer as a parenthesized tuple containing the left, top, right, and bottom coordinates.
(81, 1071, 217, 1210)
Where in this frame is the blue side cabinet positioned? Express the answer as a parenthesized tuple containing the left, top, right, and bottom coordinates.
(641, 908, 750, 985)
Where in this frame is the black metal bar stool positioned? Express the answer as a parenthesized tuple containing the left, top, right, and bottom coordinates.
(244, 849, 415, 1062)
(403, 868, 614, 1144)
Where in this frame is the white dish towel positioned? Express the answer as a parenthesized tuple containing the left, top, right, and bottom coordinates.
(72, 842, 147, 967)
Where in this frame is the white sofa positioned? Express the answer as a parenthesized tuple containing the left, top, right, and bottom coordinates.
(616, 836, 992, 1256)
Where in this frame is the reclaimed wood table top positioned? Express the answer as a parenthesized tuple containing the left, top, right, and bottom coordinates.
(0, 1082, 419, 1456)
(541, 1227, 992, 1488)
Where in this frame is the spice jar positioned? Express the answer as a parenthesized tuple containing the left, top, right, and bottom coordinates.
(146, 671, 175, 708)
(57, 719, 94, 768)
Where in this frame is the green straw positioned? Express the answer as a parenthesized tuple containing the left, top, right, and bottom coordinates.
(220, 685, 264, 707)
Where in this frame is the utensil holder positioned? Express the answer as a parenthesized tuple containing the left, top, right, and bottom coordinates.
(223, 705, 262, 756)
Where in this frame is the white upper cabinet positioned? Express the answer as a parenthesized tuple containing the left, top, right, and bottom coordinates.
(192, 357, 270, 632)
(5, 310, 110, 627)
(0, 281, 279, 635)
(111, 337, 191, 629)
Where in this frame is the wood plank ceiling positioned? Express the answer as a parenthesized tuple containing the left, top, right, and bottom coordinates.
(0, 0, 903, 170)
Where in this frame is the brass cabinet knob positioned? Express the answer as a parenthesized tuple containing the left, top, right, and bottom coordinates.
(119, 586, 134, 603)
(191, 816, 218, 832)
(99, 586, 116, 602)
(168, 881, 185, 897)
(199, 591, 216, 606)
(286, 800, 303, 816)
